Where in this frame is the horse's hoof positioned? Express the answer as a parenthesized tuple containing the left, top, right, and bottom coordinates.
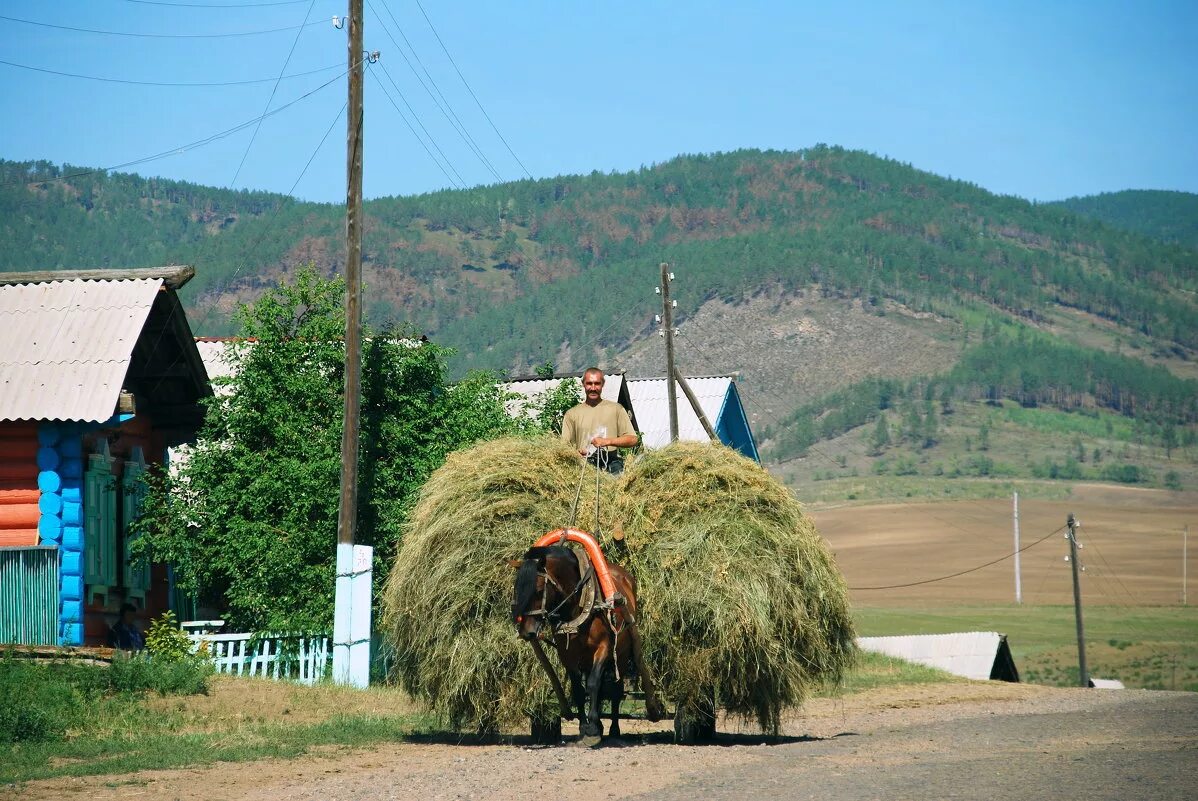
(578, 733, 602, 748)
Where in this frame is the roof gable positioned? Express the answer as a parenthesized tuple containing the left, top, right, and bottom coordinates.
(0, 275, 209, 426)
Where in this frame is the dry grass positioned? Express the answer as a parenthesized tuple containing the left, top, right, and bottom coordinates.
(382, 437, 854, 735)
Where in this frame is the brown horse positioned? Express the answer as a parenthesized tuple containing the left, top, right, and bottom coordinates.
(512, 544, 664, 745)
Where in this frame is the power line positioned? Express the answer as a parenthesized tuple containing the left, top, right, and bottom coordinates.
(369, 1, 503, 183)
(0, 57, 342, 87)
(125, 0, 314, 7)
(369, 68, 467, 190)
(229, 0, 318, 188)
(412, 0, 533, 179)
(0, 12, 326, 38)
(1, 67, 348, 188)
(850, 524, 1065, 591)
(144, 97, 349, 395)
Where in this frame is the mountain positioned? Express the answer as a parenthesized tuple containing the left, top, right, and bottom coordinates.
(3, 149, 1196, 495)
(1048, 190, 1198, 249)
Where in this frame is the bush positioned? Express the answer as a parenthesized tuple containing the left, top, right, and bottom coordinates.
(108, 652, 213, 697)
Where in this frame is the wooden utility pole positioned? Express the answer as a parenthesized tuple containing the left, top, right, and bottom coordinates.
(1013, 491, 1022, 604)
(674, 368, 716, 441)
(337, 0, 364, 547)
(1067, 513, 1088, 687)
(659, 263, 678, 442)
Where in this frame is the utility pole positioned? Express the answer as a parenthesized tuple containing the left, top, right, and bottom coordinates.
(338, 0, 364, 548)
(659, 263, 679, 442)
(333, 0, 371, 688)
(1066, 513, 1088, 687)
(1184, 525, 1188, 606)
(1013, 491, 1022, 604)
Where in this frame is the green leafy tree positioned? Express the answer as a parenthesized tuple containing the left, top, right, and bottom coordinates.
(134, 268, 519, 632)
(870, 413, 891, 455)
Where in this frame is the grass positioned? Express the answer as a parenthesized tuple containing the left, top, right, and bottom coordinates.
(773, 397, 1198, 503)
(853, 605, 1198, 691)
(821, 650, 961, 694)
(0, 672, 432, 786)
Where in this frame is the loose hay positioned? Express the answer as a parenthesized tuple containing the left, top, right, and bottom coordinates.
(382, 436, 854, 735)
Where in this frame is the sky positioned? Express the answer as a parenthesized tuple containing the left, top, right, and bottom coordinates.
(0, 0, 1195, 205)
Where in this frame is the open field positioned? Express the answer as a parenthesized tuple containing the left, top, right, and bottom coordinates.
(810, 482, 1198, 689)
(809, 483, 1198, 607)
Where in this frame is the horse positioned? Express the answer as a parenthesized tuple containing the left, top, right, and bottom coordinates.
(512, 544, 664, 746)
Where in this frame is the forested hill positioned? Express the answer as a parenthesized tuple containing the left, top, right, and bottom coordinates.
(3, 149, 1195, 369)
(1048, 189, 1198, 249)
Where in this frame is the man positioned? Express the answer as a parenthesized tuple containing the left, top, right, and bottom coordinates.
(107, 602, 145, 651)
(561, 368, 638, 474)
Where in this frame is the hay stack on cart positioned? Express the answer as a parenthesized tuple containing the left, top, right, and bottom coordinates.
(382, 436, 854, 736)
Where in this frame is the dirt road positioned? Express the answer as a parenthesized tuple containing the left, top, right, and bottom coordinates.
(18, 683, 1196, 801)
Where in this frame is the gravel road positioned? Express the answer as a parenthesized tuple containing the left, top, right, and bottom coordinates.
(16, 684, 1197, 801)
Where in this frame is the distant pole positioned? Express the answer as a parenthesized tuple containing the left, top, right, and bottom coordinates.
(1067, 513, 1088, 687)
(1184, 525, 1188, 606)
(1013, 491, 1022, 604)
(338, 0, 364, 547)
(660, 263, 679, 442)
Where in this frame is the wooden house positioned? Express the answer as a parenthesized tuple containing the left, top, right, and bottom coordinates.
(0, 267, 210, 646)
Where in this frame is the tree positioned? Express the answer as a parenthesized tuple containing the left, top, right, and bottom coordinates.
(134, 268, 521, 632)
(870, 414, 891, 455)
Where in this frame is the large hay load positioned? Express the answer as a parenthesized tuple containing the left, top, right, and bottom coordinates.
(382, 436, 854, 735)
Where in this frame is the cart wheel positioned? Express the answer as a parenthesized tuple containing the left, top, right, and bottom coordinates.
(530, 715, 562, 744)
(672, 689, 716, 744)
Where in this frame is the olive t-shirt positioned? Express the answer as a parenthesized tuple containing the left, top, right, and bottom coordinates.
(561, 400, 635, 455)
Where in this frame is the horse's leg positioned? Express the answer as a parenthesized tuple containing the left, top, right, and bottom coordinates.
(567, 668, 588, 723)
(607, 664, 625, 739)
(581, 655, 607, 745)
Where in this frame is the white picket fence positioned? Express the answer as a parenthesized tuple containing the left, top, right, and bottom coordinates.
(187, 631, 330, 684)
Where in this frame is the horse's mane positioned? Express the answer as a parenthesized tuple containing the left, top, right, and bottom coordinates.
(512, 545, 578, 622)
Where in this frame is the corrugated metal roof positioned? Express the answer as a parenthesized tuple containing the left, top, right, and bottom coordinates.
(502, 375, 623, 417)
(857, 632, 1019, 681)
(0, 279, 163, 422)
(626, 376, 731, 449)
(195, 340, 239, 383)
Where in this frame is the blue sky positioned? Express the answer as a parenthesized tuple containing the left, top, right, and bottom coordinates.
(1, 0, 1194, 204)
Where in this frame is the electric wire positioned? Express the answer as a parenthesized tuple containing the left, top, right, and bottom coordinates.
(229, 0, 318, 188)
(1, 67, 348, 188)
(0, 57, 342, 87)
(125, 0, 315, 7)
(369, 68, 467, 190)
(144, 96, 349, 395)
(373, 60, 469, 187)
(849, 524, 1065, 591)
(412, 0, 533, 179)
(0, 13, 326, 38)
(368, 1, 504, 183)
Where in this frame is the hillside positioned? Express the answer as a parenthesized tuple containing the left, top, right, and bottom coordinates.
(1049, 189, 1198, 249)
(2, 149, 1196, 495)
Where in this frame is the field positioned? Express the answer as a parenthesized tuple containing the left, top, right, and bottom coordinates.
(809, 482, 1198, 689)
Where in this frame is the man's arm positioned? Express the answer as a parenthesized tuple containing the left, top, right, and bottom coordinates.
(592, 432, 637, 449)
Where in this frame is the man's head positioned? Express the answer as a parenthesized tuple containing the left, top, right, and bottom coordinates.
(119, 603, 137, 625)
(582, 368, 605, 406)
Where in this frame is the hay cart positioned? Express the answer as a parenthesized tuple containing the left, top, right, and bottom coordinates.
(521, 527, 716, 745)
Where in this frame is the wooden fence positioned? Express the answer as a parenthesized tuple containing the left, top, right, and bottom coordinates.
(0, 546, 59, 645)
(187, 631, 330, 684)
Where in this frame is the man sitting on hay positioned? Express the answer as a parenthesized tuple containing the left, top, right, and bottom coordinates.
(561, 367, 637, 475)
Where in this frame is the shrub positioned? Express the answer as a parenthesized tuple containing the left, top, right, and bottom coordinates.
(108, 652, 213, 697)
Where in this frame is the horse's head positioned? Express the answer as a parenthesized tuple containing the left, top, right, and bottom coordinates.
(511, 545, 579, 641)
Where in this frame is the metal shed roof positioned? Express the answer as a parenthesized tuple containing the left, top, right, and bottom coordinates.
(501, 374, 628, 419)
(857, 632, 1020, 682)
(0, 279, 163, 422)
(625, 375, 732, 449)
